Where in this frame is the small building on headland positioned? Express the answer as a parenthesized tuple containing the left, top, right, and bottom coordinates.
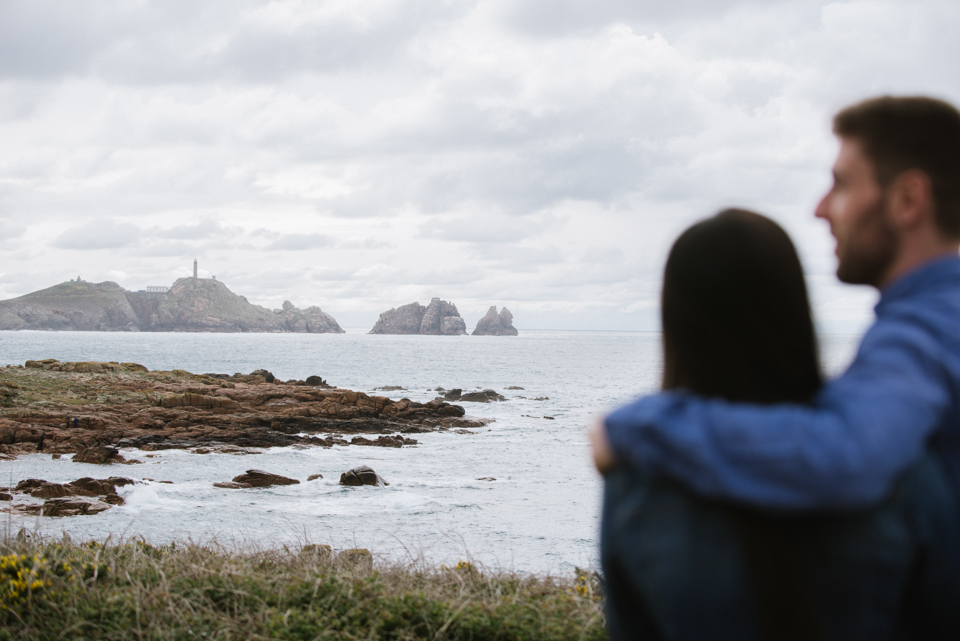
(145, 286, 169, 293)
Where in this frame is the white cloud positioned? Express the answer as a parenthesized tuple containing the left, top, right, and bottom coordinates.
(51, 220, 141, 250)
(0, 0, 958, 330)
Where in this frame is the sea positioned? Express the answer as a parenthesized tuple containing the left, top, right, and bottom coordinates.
(0, 329, 862, 574)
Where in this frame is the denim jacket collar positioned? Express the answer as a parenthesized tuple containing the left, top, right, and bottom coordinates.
(875, 253, 960, 315)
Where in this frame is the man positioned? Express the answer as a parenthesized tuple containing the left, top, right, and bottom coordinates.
(592, 95, 960, 509)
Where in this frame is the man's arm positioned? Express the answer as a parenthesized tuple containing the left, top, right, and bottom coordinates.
(603, 320, 950, 509)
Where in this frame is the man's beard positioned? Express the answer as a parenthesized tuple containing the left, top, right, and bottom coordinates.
(836, 197, 898, 286)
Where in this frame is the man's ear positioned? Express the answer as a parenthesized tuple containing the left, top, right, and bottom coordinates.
(886, 169, 935, 230)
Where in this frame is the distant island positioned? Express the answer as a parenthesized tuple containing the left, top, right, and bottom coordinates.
(369, 298, 467, 335)
(369, 298, 519, 336)
(0, 275, 344, 333)
(472, 306, 518, 336)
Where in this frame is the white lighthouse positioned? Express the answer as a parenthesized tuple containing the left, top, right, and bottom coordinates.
(193, 259, 198, 279)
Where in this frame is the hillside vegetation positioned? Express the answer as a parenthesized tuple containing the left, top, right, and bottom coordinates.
(0, 538, 606, 640)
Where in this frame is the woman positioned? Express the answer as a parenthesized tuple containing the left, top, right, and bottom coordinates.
(595, 209, 960, 640)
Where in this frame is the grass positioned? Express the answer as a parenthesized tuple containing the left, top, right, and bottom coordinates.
(0, 538, 606, 640)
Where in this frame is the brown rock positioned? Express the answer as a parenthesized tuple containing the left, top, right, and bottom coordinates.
(42, 496, 112, 517)
(0, 493, 11, 501)
(7, 503, 41, 515)
(73, 447, 126, 464)
(458, 389, 505, 403)
(0, 361, 478, 457)
(213, 481, 251, 489)
(339, 465, 388, 487)
(307, 473, 323, 481)
(31, 483, 97, 499)
(337, 548, 373, 570)
(15, 478, 47, 492)
(351, 435, 405, 448)
(160, 393, 239, 410)
(229, 469, 300, 487)
(69, 476, 133, 495)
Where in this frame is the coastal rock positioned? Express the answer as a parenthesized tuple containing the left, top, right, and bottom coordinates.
(31, 483, 98, 499)
(73, 446, 126, 465)
(305, 375, 330, 387)
(369, 302, 425, 334)
(250, 369, 276, 383)
(369, 298, 466, 335)
(444, 389, 505, 403)
(419, 298, 466, 335)
(0, 361, 477, 456)
(42, 496, 112, 517)
(0, 493, 11, 501)
(338, 548, 373, 570)
(350, 435, 416, 448)
(0, 277, 345, 334)
(307, 474, 323, 481)
(275, 300, 344, 334)
(14, 479, 46, 493)
(472, 306, 519, 336)
(0, 281, 142, 332)
(339, 465, 388, 487)
(227, 469, 300, 488)
(0, 383, 19, 402)
(70, 476, 134, 495)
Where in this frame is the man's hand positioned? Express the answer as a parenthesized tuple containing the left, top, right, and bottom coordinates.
(590, 416, 617, 475)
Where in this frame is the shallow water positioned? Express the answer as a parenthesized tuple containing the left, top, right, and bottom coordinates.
(0, 329, 861, 573)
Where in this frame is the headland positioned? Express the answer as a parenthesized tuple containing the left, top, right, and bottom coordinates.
(0, 277, 344, 333)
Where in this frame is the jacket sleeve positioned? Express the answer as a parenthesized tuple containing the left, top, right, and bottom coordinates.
(604, 317, 950, 509)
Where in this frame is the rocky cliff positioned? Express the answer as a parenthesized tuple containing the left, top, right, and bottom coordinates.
(369, 298, 466, 335)
(0, 278, 344, 333)
(0, 280, 142, 331)
(472, 306, 518, 336)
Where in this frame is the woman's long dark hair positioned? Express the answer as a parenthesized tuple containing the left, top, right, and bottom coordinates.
(661, 209, 825, 641)
(661, 208, 821, 403)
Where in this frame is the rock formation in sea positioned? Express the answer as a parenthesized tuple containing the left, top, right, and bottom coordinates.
(0, 359, 490, 459)
(471, 306, 518, 336)
(1, 476, 135, 516)
(368, 298, 467, 335)
(0, 278, 344, 333)
(339, 465, 388, 487)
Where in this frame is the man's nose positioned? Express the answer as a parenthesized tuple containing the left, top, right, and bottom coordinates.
(814, 193, 830, 221)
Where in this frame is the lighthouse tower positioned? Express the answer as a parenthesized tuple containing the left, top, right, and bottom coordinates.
(193, 259, 198, 279)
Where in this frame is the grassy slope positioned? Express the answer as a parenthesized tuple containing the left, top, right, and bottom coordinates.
(0, 540, 606, 640)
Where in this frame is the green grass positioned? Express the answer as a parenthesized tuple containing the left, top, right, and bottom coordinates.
(0, 539, 606, 640)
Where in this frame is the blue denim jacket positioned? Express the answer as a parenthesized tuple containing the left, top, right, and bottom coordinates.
(601, 456, 960, 640)
(605, 255, 960, 509)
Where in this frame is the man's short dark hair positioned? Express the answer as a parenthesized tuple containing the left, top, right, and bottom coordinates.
(834, 96, 960, 238)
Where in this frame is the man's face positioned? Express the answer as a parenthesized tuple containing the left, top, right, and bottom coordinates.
(815, 137, 898, 286)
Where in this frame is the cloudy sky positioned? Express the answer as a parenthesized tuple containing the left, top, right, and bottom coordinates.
(1, 0, 958, 331)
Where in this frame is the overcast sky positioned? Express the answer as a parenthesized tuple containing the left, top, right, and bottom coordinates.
(1, 0, 958, 331)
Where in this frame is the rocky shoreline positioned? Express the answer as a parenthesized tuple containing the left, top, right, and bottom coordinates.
(0, 359, 488, 459)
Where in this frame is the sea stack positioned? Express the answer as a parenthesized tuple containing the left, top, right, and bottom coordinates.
(472, 306, 518, 336)
(369, 298, 467, 335)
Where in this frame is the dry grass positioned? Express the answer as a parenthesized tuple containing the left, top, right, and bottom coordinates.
(0, 536, 606, 640)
